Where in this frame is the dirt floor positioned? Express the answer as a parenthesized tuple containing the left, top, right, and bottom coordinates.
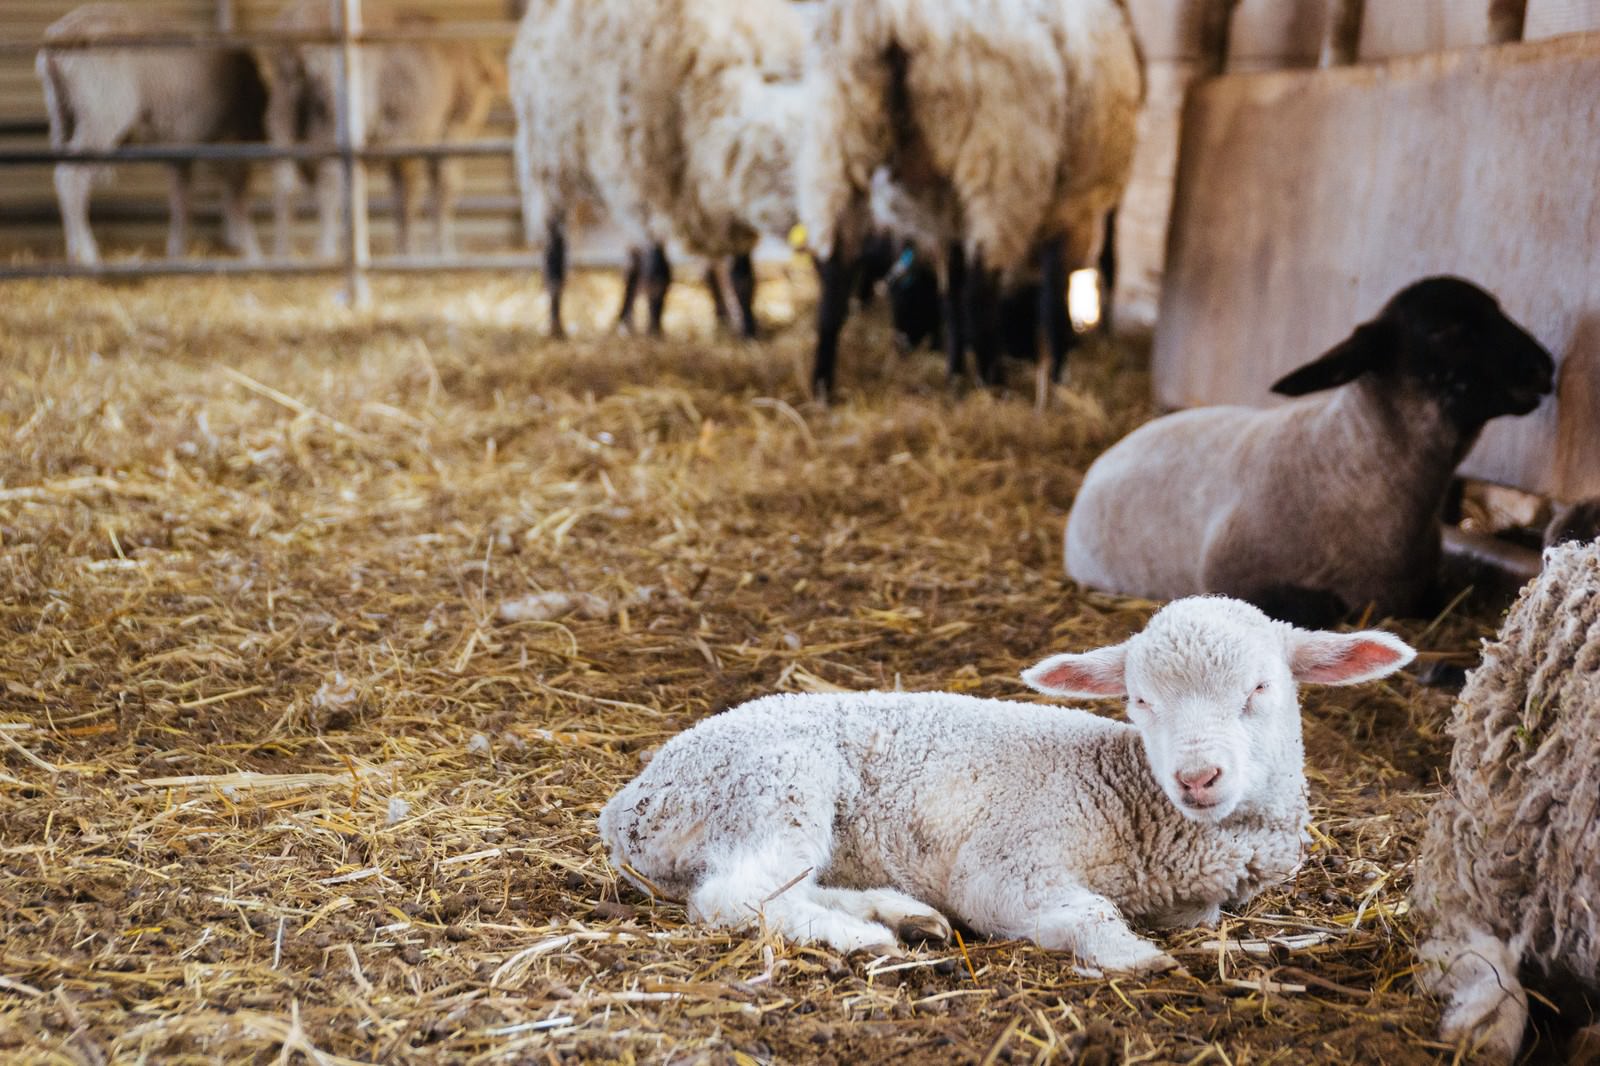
(0, 267, 1509, 1063)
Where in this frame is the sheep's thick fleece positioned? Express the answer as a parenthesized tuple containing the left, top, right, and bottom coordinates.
(512, 0, 805, 257)
(1414, 541, 1600, 1063)
(799, 0, 1142, 273)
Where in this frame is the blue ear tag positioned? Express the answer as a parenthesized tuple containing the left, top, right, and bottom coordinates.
(887, 247, 917, 286)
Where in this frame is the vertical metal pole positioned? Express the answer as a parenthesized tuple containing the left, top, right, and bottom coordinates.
(215, 0, 235, 32)
(335, 0, 371, 307)
(1320, 0, 1366, 66)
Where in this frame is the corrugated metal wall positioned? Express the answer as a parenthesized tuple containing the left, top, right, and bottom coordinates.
(0, 0, 522, 259)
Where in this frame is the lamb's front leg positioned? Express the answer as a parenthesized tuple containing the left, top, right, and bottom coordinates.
(984, 884, 1180, 975)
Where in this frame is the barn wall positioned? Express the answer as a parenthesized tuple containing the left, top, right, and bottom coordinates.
(1152, 31, 1600, 499)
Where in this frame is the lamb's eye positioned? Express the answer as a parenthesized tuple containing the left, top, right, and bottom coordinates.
(1132, 696, 1150, 709)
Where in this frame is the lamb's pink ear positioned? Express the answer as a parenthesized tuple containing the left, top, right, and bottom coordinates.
(1289, 629, 1416, 685)
(1021, 645, 1128, 698)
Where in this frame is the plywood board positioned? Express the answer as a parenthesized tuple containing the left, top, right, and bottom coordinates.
(1525, 0, 1600, 38)
(1154, 33, 1600, 499)
(1359, 0, 1489, 58)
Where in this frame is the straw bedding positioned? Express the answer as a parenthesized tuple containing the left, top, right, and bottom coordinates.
(0, 267, 1495, 1063)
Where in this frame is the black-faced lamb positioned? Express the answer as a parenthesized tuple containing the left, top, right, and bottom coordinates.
(36, 2, 267, 266)
(1065, 277, 1556, 627)
(1413, 540, 1600, 1063)
(511, 0, 805, 340)
(798, 0, 1143, 402)
(600, 596, 1414, 971)
(259, 0, 503, 258)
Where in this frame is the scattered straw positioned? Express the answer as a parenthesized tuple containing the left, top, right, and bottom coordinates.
(0, 270, 1502, 1063)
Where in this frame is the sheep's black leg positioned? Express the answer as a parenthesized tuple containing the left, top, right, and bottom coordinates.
(545, 220, 568, 340)
(615, 247, 642, 333)
(704, 262, 729, 327)
(731, 252, 757, 339)
(645, 243, 671, 337)
(1039, 236, 1073, 387)
(813, 250, 857, 404)
(942, 241, 968, 382)
(1097, 207, 1118, 336)
(966, 252, 1004, 388)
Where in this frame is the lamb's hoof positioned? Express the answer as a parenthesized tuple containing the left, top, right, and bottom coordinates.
(1100, 948, 1182, 977)
(896, 913, 951, 947)
(852, 943, 903, 962)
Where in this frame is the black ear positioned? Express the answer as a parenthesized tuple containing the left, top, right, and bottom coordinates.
(1270, 321, 1391, 397)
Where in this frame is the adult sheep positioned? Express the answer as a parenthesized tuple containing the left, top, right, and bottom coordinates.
(260, 0, 503, 258)
(1413, 540, 1600, 1063)
(1065, 277, 1556, 627)
(36, 2, 267, 266)
(601, 596, 1414, 970)
(799, 0, 1143, 403)
(512, 0, 806, 339)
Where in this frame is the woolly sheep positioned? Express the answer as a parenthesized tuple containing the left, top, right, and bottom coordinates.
(600, 597, 1414, 971)
(259, 0, 503, 258)
(798, 0, 1143, 402)
(511, 0, 806, 339)
(36, 3, 267, 266)
(1065, 277, 1556, 628)
(1413, 540, 1600, 1062)
(511, 0, 647, 338)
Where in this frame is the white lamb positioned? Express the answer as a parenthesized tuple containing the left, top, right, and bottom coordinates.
(798, 0, 1143, 400)
(600, 597, 1414, 971)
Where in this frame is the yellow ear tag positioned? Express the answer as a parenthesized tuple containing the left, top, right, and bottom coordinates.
(787, 224, 808, 250)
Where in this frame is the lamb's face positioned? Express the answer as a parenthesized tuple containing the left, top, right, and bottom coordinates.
(1121, 604, 1300, 824)
(1021, 596, 1417, 826)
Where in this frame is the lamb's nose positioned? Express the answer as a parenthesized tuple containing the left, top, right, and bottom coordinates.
(1176, 766, 1223, 792)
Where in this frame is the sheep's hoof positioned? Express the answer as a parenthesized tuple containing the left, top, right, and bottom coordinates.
(896, 913, 951, 947)
(1441, 983, 1528, 1064)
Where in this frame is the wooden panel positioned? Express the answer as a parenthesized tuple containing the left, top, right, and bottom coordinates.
(1525, 0, 1600, 38)
(1113, 58, 1196, 328)
(1125, 0, 1213, 61)
(1154, 33, 1600, 499)
(1227, 0, 1326, 72)
(1359, 0, 1489, 58)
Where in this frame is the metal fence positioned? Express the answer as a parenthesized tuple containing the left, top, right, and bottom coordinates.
(0, 1, 527, 302)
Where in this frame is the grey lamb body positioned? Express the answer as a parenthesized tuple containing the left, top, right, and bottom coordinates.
(1065, 277, 1556, 627)
(1414, 541, 1600, 1062)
